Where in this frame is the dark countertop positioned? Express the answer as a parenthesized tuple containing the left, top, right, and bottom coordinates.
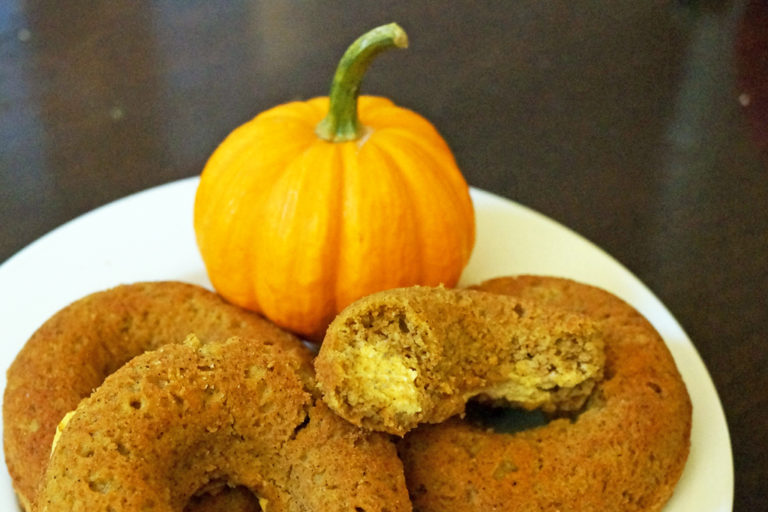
(1, 1, 765, 509)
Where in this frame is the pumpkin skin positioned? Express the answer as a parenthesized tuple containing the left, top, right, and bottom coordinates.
(194, 95, 475, 341)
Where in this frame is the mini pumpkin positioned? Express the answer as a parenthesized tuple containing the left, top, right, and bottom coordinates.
(194, 23, 475, 341)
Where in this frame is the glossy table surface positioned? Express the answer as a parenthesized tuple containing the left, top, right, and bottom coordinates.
(1, 1, 766, 509)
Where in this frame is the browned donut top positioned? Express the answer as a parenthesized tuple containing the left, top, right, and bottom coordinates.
(38, 336, 411, 512)
(3, 281, 308, 510)
(398, 275, 692, 512)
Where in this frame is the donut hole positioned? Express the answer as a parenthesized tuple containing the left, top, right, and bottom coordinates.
(466, 379, 605, 434)
(184, 483, 263, 512)
(467, 402, 593, 433)
(465, 401, 551, 434)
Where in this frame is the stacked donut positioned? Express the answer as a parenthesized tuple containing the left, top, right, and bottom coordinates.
(4, 282, 410, 512)
(3, 276, 691, 512)
(316, 276, 692, 512)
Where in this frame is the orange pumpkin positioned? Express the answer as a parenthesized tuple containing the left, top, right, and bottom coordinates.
(194, 23, 475, 341)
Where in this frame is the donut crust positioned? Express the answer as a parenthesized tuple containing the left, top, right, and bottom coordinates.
(397, 276, 692, 512)
(37, 335, 411, 512)
(3, 281, 309, 510)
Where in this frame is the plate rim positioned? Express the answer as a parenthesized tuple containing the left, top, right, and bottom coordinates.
(0, 177, 734, 511)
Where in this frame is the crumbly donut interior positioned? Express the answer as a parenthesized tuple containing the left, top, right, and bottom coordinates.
(472, 326, 605, 414)
(332, 305, 428, 429)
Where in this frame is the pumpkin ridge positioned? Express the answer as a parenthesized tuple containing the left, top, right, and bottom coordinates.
(378, 127, 462, 185)
(224, 131, 317, 308)
(326, 143, 346, 328)
(364, 140, 425, 283)
(196, 139, 259, 306)
(334, 142, 371, 312)
(371, 130, 475, 272)
(333, 142, 421, 312)
(358, 104, 450, 151)
(399, 128, 474, 254)
(254, 140, 345, 337)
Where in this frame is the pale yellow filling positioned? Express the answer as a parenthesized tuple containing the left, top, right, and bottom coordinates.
(351, 343, 422, 415)
(474, 377, 553, 407)
(50, 409, 76, 457)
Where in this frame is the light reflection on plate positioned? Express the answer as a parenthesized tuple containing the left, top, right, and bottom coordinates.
(0, 178, 733, 511)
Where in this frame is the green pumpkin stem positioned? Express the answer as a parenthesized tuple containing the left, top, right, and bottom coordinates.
(315, 23, 408, 142)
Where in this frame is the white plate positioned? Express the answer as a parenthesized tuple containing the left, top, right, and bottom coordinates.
(0, 177, 733, 511)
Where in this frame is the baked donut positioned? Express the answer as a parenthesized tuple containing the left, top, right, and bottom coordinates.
(398, 276, 692, 512)
(37, 335, 411, 512)
(3, 281, 310, 511)
(315, 286, 605, 435)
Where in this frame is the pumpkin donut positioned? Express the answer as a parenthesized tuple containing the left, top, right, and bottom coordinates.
(315, 286, 605, 435)
(397, 276, 692, 512)
(3, 281, 310, 511)
(36, 335, 411, 512)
